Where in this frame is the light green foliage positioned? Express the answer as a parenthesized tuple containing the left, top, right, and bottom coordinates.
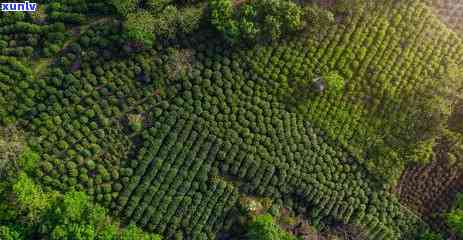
(2, 181, 162, 240)
(125, 11, 156, 43)
(98, 223, 119, 240)
(246, 214, 296, 240)
(62, 190, 91, 222)
(447, 193, 463, 237)
(208, 0, 234, 29)
(124, 3, 203, 43)
(128, 114, 144, 132)
(0, 226, 22, 240)
(405, 138, 435, 165)
(45, 189, 162, 239)
(448, 209, 463, 236)
(13, 173, 56, 223)
(120, 224, 162, 240)
(17, 149, 40, 174)
(323, 72, 345, 92)
(208, 0, 238, 41)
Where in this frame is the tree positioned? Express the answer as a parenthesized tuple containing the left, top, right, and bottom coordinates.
(323, 72, 345, 92)
(447, 193, 463, 238)
(111, 0, 139, 17)
(208, 0, 240, 42)
(177, 6, 204, 34)
(417, 231, 443, 240)
(0, 226, 22, 240)
(304, 4, 335, 28)
(13, 173, 57, 223)
(128, 114, 144, 132)
(120, 224, 162, 240)
(208, 0, 305, 43)
(246, 214, 296, 240)
(125, 11, 156, 44)
(153, 6, 179, 39)
(145, 0, 174, 14)
(62, 190, 91, 222)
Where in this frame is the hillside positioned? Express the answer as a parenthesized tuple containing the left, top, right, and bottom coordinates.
(0, 0, 462, 239)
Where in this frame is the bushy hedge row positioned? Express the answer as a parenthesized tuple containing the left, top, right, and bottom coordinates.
(107, 26, 426, 238)
(114, 113, 239, 238)
(0, 8, 71, 58)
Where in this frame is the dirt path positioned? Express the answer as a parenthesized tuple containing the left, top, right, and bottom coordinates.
(31, 17, 113, 79)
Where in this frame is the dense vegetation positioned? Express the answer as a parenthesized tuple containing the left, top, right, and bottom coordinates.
(0, 0, 462, 239)
(246, 214, 296, 240)
(0, 128, 161, 239)
(446, 193, 463, 238)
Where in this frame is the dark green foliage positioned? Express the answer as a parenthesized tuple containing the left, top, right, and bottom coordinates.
(0, 226, 23, 240)
(416, 231, 443, 240)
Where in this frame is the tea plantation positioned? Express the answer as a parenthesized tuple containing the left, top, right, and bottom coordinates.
(0, 0, 462, 239)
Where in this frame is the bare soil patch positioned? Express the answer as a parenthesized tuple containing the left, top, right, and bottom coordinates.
(430, 0, 463, 34)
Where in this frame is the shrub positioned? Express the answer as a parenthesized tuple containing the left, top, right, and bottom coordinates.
(323, 72, 345, 92)
(417, 231, 443, 240)
(128, 114, 144, 132)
